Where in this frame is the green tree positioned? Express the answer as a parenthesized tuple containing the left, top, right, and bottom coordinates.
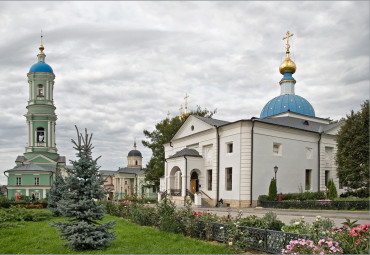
(142, 106, 216, 188)
(47, 168, 67, 216)
(336, 100, 369, 190)
(327, 179, 338, 200)
(52, 127, 115, 250)
(268, 177, 277, 201)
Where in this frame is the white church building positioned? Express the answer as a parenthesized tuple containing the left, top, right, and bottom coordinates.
(160, 32, 343, 207)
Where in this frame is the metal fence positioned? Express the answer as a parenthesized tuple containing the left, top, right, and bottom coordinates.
(204, 221, 309, 254)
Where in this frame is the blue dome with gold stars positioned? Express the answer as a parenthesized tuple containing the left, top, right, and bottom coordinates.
(260, 94, 315, 118)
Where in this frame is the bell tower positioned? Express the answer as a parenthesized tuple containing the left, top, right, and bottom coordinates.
(24, 34, 58, 161)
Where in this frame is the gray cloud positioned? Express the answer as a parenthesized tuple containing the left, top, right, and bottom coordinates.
(0, 1, 369, 185)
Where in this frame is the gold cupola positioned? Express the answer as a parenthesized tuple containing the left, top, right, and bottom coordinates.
(279, 31, 296, 74)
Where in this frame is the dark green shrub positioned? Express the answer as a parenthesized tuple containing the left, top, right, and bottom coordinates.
(327, 179, 338, 200)
(268, 178, 277, 201)
(258, 195, 269, 202)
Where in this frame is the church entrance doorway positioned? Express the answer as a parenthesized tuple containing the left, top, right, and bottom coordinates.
(190, 171, 199, 194)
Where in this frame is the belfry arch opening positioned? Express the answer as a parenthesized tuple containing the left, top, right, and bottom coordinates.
(36, 127, 45, 143)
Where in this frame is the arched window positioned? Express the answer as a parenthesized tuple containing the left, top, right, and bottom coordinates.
(135, 160, 138, 165)
(36, 127, 45, 143)
(38, 84, 44, 96)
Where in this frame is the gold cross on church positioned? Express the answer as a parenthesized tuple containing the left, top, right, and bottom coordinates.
(282, 31, 294, 54)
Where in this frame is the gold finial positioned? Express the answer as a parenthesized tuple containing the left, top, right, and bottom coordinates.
(39, 30, 45, 55)
(279, 31, 296, 75)
(134, 139, 137, 149)
(184, 93, 189, 115)
(283, 31, 294, 55)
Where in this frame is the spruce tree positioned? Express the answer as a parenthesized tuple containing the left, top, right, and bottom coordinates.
(52, 127, 115, 250)
(48, 168, 67, 216)
(268, 178, 277, 201)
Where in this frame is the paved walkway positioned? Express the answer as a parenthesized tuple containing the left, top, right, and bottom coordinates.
(181, 206, 370, 227)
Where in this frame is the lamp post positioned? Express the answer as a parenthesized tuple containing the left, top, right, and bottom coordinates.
(274, 165, 278, 183)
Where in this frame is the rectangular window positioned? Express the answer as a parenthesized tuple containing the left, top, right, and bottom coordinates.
(16, 177, 21, 185)
(306, 147, 313, 159)
(305, 169, 312, 190)
(207, 169, 212, 191)
(227, 143, 233, 153)
(34, 177, 40, 186)
(152, 186, 157, 193)
(226, 168, 232, 191)
(324, 170, 330, 187)
(339, 178, 343, 189)
(273, 143, 282, 156)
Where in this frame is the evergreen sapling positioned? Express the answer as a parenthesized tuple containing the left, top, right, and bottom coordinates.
(48, 168, 67, 216)
(52, 127, 115, 250)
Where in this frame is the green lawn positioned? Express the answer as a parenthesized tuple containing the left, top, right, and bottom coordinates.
(0, 213, 233, 254)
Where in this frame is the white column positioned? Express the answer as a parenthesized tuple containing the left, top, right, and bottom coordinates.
(181, 174, 186, 196)
(51, 83, 54, 101)
(32, 80, 35, 100)
(45, 81, 49, 101)
(43, 188, 47, 199)
(26, 189, 29, 196)
(27, 121, 30, 146)
(48, 121, 51, 147)
(29, 82, 31, 101)
(30, 121, 33, 147)
(52, 122, 55, 147)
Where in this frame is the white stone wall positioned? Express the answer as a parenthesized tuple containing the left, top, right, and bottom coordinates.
(252, 122, 319, 200)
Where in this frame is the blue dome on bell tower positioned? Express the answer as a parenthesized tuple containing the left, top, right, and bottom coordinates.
(28, 35, 54, 74)
(260, 31, 315, 119)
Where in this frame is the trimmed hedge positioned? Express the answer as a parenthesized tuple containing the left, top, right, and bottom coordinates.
(259, 200, 369, 210)
(0, 202, 48, 209)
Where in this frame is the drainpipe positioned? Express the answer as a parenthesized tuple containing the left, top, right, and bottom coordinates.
(216, 126, 220, 204)
(184, 156, 187, 206)
(250, 118, 256, 207)
(135, 174, 138, 197)
(318, 130, 322, 192)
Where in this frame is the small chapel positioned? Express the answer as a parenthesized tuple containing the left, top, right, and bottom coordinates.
(160, 32, 344, 207)
(100, 142, 157, 200)
(4, 36, 66, 200)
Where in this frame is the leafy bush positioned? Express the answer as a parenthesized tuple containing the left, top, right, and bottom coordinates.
(237, 211, 284, 231)
(282, 216, 334, 242)
(340, 188, 369, 198)
(129, 203, 158, 226)
(155, 198, 183, 233)
(329, 222, 370, 254)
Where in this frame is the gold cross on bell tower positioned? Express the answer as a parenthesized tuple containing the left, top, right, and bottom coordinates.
(167, 110, 170, 120)
(283, 31, 294, 55)
(184, 93, 189, 115)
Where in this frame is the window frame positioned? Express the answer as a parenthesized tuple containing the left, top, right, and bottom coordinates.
(34, 177, 40, 186)
(16, 177, 22, 186)
(226, 142, 233, 153)
(207, 169, 212, 191)
(226, 167, 232, 191)
(305, 169, 312, 190)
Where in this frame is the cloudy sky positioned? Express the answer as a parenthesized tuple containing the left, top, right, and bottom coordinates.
(0, 1, 368, 185)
